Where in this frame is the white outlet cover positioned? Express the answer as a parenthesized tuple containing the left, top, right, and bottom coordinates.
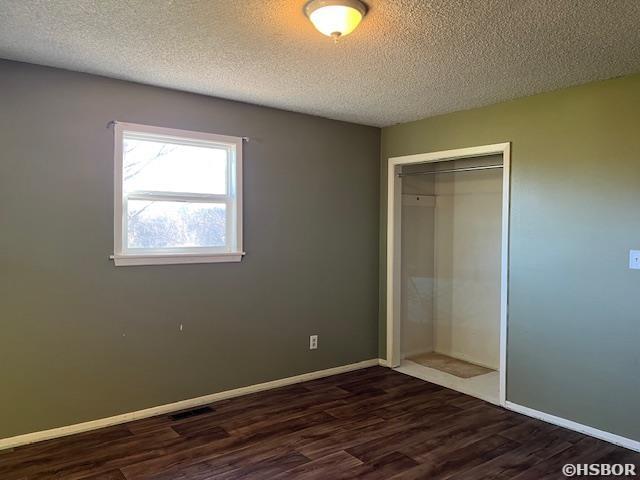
(630, 250, 640, 270)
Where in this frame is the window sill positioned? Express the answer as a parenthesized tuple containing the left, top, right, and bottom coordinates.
(111, 252, 245, 266)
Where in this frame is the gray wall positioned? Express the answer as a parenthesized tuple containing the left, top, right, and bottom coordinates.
(381, 73, 640, 441)
(0, 60, 380, 438)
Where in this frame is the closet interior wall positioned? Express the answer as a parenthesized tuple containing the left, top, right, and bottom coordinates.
(400, 155, 503, 369)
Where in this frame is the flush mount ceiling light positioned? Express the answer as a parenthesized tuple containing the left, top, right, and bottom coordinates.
(305, 0, 367, 42)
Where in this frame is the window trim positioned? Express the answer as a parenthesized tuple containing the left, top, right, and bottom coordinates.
(113, 122, 244, 266)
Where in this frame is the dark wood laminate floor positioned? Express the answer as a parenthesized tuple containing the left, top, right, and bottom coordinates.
(2, 367, 639, 479)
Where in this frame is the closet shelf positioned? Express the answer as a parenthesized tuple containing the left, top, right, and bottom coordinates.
(398, 164, 503, 177)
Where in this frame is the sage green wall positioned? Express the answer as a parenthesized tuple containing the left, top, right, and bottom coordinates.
(0, 60, 380, 439)
(380, 74, 640, 441)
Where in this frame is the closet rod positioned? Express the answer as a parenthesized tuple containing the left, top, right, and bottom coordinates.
(398, 164, 503, 177)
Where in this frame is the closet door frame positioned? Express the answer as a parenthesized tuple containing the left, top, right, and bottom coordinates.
(386, 142, 511, 406)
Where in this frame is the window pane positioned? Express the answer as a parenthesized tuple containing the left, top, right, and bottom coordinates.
(123, 136, 227, 195)
(127, 200, 226, 249)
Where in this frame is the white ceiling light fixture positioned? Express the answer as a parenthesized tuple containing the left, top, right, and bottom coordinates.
(304, 0, 367, 42)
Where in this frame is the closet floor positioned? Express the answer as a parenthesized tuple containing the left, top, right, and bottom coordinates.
(397, 359, 499, 405)
(406, 352, 494, 379)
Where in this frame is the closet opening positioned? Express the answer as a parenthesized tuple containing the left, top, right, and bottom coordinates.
(386, 144, 510, 405)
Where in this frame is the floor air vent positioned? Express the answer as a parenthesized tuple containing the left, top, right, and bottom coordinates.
(170, 406, 213, 421)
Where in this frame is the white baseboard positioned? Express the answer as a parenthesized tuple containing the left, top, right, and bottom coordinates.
(400, 348, 433, 361)
(506, 401, 640, 453)
(0, 358, 381, 451)
(378, 358, 389, 367)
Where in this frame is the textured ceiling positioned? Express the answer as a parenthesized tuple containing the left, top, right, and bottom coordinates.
(1, 1, 639, 127)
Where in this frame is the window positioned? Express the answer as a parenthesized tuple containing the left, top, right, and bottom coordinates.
(113, 122, 243, 266)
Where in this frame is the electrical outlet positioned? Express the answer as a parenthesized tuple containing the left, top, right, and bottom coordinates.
(309, 335, 318, 350)
(630, 250, 640, 270)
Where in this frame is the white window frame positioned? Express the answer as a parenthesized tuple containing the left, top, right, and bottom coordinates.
(112, 122, 244, 266)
